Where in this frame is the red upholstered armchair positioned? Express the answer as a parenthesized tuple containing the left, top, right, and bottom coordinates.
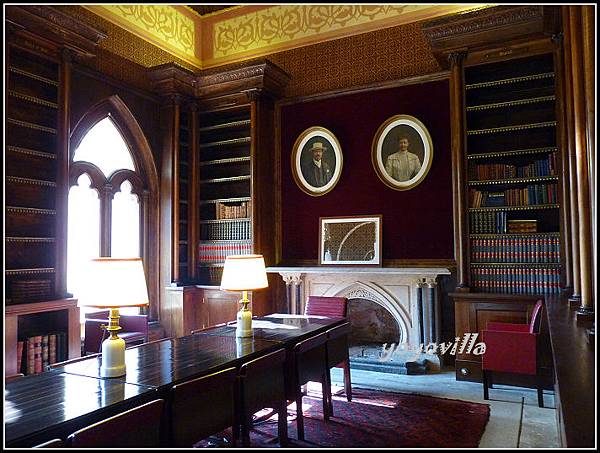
(482, 300, 545, 407)
(305, 296, 352, 403)
(83, 310, 149, 355)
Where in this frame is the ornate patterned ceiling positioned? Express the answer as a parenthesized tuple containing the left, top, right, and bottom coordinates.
(83, 4, 491, 69)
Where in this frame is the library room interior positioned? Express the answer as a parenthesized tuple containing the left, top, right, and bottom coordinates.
(4, 3, 596, 449)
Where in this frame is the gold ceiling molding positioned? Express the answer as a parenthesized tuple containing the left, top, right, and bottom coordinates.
(84, 5, 202, 68)
(201, 4, 490, 68)
(85, 4, 490, 70)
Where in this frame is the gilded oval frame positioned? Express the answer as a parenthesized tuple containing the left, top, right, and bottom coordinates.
(292, 126, 343, 197)
(371, 114, 433, 191)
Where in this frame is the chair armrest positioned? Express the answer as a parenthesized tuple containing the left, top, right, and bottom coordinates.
(486, 322, 530, 332)
(482, 330, 537, 375)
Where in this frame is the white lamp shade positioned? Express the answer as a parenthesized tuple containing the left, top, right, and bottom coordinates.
(220, 254, 268, 291)
(78, 257, 149, 308)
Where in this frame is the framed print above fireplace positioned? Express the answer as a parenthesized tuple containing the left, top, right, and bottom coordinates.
(319, 215, 382, 266)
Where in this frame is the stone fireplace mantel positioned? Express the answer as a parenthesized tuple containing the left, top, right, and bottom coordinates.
(267, 266, 450, 346)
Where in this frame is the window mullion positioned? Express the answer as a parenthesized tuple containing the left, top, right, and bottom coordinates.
(100, 183, 113, 256)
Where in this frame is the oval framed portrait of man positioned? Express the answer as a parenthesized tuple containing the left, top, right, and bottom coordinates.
(371, 114, 433, 191)
(292, 126, 343, 196)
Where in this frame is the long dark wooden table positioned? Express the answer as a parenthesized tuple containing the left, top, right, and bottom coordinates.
(4, 369, 158, 447)
(5, 314, 345, 447)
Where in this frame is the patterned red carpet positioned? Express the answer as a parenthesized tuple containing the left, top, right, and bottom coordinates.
(201, 386, 490, 448)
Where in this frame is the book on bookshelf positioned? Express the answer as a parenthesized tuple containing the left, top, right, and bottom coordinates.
(17, 340, 24, 374)
(508, 219, 537, 233)
(27, 337, 35, 375)
(42, 335, 49, 370)
(49, 333, 57, 365)
(34, 335, 43, 374)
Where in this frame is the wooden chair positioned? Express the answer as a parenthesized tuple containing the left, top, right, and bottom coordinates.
(6, 373, 25, 383)
(238, 348, 288, 447)
(190, 323, 226, 334)
(288, 332, 331, 441)
(482, 300, 545, 407)
(305, 296, 352, 402)
(83, 310, 148, 355)
(48, 353, 100, 370)
(126, 337, 171, 349)
(167, 367, 237, 447)
(67, 399, 164, 447)
(325, 322, 352, 415)
(33, 438, 65, 448)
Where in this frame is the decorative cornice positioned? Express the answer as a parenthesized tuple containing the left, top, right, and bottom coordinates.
(423, 6, 542, 41)
(422, 5, 560, 68)
(6, 5, 107, 58)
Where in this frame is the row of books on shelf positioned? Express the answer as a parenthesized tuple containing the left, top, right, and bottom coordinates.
(198, 241, 253, 264)
(216, 201, 251, 220)
(471, 236, 560, 263)
(468, 152, 557, 180)
(469, 211, 509, 234)
(17, 332, 68, 375)
(198, 265, 224, 286)
(201, 219, 251, 241)
(471, 266, 561, 295)
(469, 184, 557, 207)
(470, 212, 542, 235)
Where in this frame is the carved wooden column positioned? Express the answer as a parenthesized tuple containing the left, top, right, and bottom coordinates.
(581, 6, 595, 284)
(552, 33, 573, 293)
(171, 95, 182, 283)
(448, 51, 469, 291)
(561, 7, 582, 305)
(188, 102, 199, 281)
(56, 48, 72, 299)
(568, 6, 594, 317)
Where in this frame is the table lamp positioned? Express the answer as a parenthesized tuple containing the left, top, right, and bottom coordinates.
(78, 258, 149, 378)
(220, 254, 268, 337)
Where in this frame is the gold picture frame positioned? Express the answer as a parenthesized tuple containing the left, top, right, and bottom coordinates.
(319, 215, 382, 266)
(371, 114, 433, 191)
(292, 126, 343, 197)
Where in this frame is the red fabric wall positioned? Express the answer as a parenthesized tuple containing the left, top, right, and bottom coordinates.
(280, 79, 454, 261)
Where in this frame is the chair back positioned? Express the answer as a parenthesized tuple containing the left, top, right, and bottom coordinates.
(292, 332, 328, 389)
(49, 353, 100, 369)
(6, 373, 24, 383)
(238, 348, 287, 417)
(305, 296, 348, 317)
(168, 367, 237, 447)
(33, 438, 64, 448)
(67, 399, 164, 447)
(84, 310, 148, 355)
(326, 322, 351, 368)
(529, 300, 544, 334)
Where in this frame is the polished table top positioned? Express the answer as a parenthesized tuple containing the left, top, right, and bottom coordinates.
(5, 314, 345, 446)
(55, 334, 281, 389)
(5, 369, 157, 446)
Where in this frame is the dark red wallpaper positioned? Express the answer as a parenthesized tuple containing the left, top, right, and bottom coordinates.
(280, 79, 454, 261)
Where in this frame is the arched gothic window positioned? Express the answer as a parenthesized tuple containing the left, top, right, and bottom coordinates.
(68, 99, 158, 322)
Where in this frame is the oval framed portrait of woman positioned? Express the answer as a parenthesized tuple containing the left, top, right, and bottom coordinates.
(292, 126, 343, 197)
(371, 114, 433, 191)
